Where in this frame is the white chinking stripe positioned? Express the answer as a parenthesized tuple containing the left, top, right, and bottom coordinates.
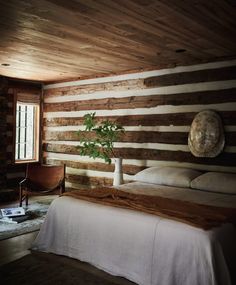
(44, 80, 236, 103)
(65, 182, 87, 189)
(45, 155, 236, 174)
(44, 125, 191, 132)
(43, 125, 236, 132)
(66, 181, 129, 190)
(225, 146, 236, 153)
(43, 102, 236, 118)
(44, 141, 236, 153)
(44, 59, 236, 90)
(46, 152, 112, 163)
(66, 167, 133, 180)
(43, 141, 190, 151)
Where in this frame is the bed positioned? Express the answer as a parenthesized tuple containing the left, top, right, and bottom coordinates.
(32, 167, 236, 285)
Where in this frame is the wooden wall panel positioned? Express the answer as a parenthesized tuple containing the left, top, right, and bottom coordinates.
(44, 88, 236, 112)
(0, 93, 7, 188)
(43, 130, 236, 146)
(44, 111, 236, 127)
(43, 60, 236, 189)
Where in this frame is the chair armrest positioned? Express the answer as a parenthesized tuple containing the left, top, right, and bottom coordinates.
(19, 178, 28, 186)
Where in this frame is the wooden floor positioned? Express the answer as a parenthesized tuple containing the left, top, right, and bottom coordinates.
(0, 196, 136, 285)
(0, 231, 38, 266)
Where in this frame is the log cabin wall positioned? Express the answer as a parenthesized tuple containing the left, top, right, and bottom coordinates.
(5, 80, 42, 189)
(0, 77, 8, 189)
(43, 60, 236, 190)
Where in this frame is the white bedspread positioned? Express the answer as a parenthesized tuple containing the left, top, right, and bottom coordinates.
(32, 183, 236, 285)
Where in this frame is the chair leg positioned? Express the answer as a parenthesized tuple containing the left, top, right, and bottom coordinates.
(19, 187, 23, 207)
(60, 186, 64, 195)
(26, 194, 29, 206)
(61, 179, 65, 194)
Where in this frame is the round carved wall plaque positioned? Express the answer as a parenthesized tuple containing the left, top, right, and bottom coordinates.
(188, 110, 225, 157)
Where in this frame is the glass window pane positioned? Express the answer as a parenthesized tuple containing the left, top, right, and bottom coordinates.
(19, 143, 25, 159)
(26, 105, 34, 159)
(15, 102, 39, 162)
(20, 106, 26, 128)
(19, 127, 25, 144)
(16, 106, 19, 128)
(15, 128, 19, 145)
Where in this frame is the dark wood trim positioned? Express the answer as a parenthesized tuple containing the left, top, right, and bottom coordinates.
(43, 143, 236, 166)
(43, 130, 236, 146)
(11, 89, 17, 164)
(226, 132, 236, 145)
(43, 130, 188, 144)
(39, 86, 43, 163)
(6, 177, 24, 188)
(45, 158, 146, 175)
(115, 148, 236, 166)
(66, 173, 113, 187)
(144, 66, 236, 87)
(44, 111, 236, 127)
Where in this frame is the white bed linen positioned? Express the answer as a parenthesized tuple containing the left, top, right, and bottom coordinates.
(32, 183, 236, 285)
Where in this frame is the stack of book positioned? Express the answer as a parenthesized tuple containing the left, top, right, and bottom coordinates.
(0, 207, 29, 223)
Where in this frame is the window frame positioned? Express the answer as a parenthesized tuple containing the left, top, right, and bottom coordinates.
(14, 101, 40, 164)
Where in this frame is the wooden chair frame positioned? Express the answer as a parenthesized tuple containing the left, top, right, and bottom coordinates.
(19, 163, 65, 206)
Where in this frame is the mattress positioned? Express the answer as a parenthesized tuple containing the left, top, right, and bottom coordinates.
(32, 182, 236, 285)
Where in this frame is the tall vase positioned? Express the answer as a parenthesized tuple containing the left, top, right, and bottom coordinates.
(113, 158, 123, 186)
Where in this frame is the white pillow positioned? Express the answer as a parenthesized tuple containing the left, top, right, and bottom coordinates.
(191, 172, 236, 194)
(134, 167, 202, 188)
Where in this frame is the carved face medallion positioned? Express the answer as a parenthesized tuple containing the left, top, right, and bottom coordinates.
(188, 110, 225, 157)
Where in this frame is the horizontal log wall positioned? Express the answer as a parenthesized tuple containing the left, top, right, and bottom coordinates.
(43, 60, 236, 190)
(0, 92, 7, 189)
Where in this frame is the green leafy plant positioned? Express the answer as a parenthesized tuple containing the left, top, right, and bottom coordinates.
(77, 113, 125, 164)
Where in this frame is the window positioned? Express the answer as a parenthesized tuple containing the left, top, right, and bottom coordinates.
(15, 102, 40, 163)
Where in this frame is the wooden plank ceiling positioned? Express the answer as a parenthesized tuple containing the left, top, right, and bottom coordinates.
(0, 0, 235, 83)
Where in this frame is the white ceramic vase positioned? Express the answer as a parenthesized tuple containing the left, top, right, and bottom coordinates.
(113, 158, 123, 186)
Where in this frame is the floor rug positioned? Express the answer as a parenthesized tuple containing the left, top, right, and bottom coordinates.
(0, 251, 136, 285)
(0, 200, 51, 241)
